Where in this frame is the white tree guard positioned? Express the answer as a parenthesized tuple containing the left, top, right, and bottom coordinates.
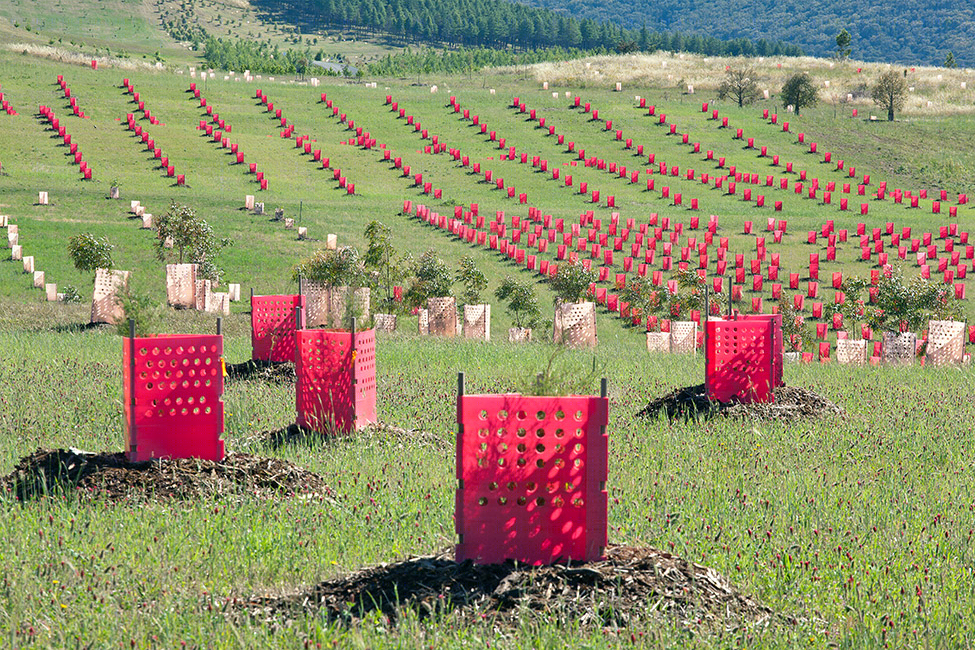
(463, 304, 491, 341)
(166, 264, 198, 309)
(195, 278, 212, 312)
(324, 286, 371, 328)
(374, 313, 397, 332)
(304, 282, 331, 327)
(882, 331, 917, 365)
(670, 321, 698, 354)
(646, 332, 672, 353)
(553, 301, 597, 348)
(836, 339, 867, 365)
(427, 296, 457, 337)
(508, 327, 533, 343)
(925, 320, 965, 367)
(90, 268, 130, 325)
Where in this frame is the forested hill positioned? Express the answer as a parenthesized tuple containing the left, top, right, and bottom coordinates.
(513, 0, 975, 67)
(249, 0, 801, 56)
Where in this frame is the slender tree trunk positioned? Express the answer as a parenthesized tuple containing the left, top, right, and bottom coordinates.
(888, 105, 894, 121)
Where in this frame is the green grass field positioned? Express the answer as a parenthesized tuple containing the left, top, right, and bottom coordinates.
(1, 308, 975, 648)
(1, 51, 974, 345)
(2, 29, 975, 648)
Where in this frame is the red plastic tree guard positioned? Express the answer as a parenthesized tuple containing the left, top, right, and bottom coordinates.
(251, 294, 305, 362)
(455, 393, 609, 565)
(705, 315, 783, 404)
(295, 328, 377, 433)
(123, 334, 225, 462)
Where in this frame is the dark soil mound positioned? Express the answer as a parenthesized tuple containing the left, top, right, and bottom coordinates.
(244, 546, 775, 632)
(225, 360, 295, 383)
(637, 384, 843, 422)
(1, 448, 333, 502)
(250, 422, 451, 452)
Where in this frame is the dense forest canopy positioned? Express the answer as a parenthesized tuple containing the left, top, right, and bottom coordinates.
(512, 0, 975, 67)
(232, 0, 801, 74)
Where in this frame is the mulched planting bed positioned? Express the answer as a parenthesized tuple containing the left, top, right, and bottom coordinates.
(251, 422, 451, 452)
(244, 545, 777, 632)
(637, 384, 843, 422)
(1, 448, 333, 502)
(224, 360, 295, 383)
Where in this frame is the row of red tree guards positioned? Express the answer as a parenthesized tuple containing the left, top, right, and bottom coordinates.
(121, 292, 784, 565)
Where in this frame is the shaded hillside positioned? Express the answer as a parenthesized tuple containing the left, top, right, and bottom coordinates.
(513, 0, 975, 67)
(246, 0, 802, 57)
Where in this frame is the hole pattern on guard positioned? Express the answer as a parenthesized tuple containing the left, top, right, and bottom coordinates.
(670, 321, 698, 355)
(91, 268, 129, 325)
(925, 320, 965, 366)
(836, 339, 867, 365)
(251, 294, 305, 362)
(427, 296, 457, 337)
(705, 315, 782, 404)
(553, 302, 597, 348)
(295, 329, 377, 433)
(165, 264, 197, 309)
(882, 331, 916, 365)
(123, 334, 225, 462)
(456, 394, 608, 565)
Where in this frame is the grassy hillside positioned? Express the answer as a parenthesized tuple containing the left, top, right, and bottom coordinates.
(2, 51, 974, 347)
(3, 32, 975, 650)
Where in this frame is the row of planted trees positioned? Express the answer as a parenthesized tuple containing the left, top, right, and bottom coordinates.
(293, 220, 543, 338)
(618, 263, 962, 355)
(293, 220, 617, 342)
(66, 205, 961, 352)
(66, 201, 233, 334)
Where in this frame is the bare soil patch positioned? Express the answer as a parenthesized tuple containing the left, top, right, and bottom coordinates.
(244, 545, 777, 632)
(1, 448, 332, 501)
(637, 384, 843, 422)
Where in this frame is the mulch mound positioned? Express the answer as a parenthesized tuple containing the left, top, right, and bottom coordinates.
(0, 448, 333, 502)
(244, 545, 776, 632)
(224, 360, 295, 383)
(249, 422, 451, 453)
(636, 384, 843, 422)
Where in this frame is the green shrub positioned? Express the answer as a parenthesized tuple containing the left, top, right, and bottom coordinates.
(67, 233, 114, 274)
(404, 250, 452, 308)
(549, 259, 596, 304)
(455, 256, 488, 305)
(154, 201, 232, 283)
(114, 290, 160, 337)
(293, 246, 364, 288)
(495, 277, 542, 329)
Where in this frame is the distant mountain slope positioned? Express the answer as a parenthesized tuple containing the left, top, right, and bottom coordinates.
(515, 0, 975, 67)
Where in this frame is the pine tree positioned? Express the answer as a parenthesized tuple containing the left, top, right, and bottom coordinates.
(835, 28, 852, 59)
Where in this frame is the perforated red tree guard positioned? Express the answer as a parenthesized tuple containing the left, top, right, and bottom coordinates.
(295, 328, 377, 433)
(123, 334, 225, 462)
(251, 294, 306, 362)
(705, 315, 783, 404)
(456, 393, 608, 566)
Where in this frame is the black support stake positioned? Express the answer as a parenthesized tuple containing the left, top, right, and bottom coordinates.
(127, 318, 137, 456)
(727, 276, 732, 317)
